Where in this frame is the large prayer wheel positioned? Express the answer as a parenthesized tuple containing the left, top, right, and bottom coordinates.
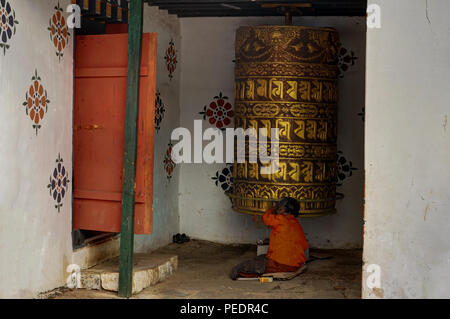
(231, 26, 340, 217)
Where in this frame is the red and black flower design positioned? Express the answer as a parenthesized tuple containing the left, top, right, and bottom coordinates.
(0, 0, 19, 55)
(22, 70, 50, 135)
(164, 39, 177, 80)
(48, 3, 70, 61)
(47, 154, 70, 213)
(164, 142, 176, 180)
(155, 89, 166, 132)
(200, 92, 234, 130)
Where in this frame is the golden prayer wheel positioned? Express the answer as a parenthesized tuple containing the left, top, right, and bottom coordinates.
(230, 26, 340, 217)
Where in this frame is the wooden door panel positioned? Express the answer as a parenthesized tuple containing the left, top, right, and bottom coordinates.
(73, 33, 156, 234)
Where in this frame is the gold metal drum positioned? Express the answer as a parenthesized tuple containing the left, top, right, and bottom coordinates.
(231, 26, 340, 217)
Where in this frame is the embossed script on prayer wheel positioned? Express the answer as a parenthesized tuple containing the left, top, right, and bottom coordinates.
(231, 26, 340, 217)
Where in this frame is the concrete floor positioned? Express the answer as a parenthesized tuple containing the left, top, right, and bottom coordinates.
(55, 240, 362, 299)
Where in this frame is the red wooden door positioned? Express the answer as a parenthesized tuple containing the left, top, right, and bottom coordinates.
(73, 33, 156, 234)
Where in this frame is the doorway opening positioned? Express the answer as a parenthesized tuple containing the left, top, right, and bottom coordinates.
(67, 1, 366, 298)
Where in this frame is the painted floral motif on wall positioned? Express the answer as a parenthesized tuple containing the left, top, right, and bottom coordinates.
(155, 89, 165, 132)
(0, 0, 19, 55)
(47, 154, 70, 213)
(48, 2, 70, 61)
(164, 142, 176, 180)
(22, 70, 50, 135)
(338, 46, 358, 78)
(212, 165, 234, 194)
(336, 150, 358, 187)
(164, 39, 177, 80)
(199, 92, 234, 130)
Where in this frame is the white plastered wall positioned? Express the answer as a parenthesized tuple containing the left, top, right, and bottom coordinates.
(363, 0, 450, 298)
(0, 0, 74, 298)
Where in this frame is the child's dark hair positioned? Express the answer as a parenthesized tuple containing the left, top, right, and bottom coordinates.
(277, 197, 300, 217)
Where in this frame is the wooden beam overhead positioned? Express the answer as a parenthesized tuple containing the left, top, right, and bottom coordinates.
(145, 0, 367, 17)
(147, 0, 364, 4)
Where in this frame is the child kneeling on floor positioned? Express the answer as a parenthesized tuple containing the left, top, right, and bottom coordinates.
(230, 197, 309, 280)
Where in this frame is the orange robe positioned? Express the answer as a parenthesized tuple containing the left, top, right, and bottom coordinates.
(262, 208, 309, 269)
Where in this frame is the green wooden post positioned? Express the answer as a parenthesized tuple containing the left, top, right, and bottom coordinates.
(118, 0, 144, 298)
